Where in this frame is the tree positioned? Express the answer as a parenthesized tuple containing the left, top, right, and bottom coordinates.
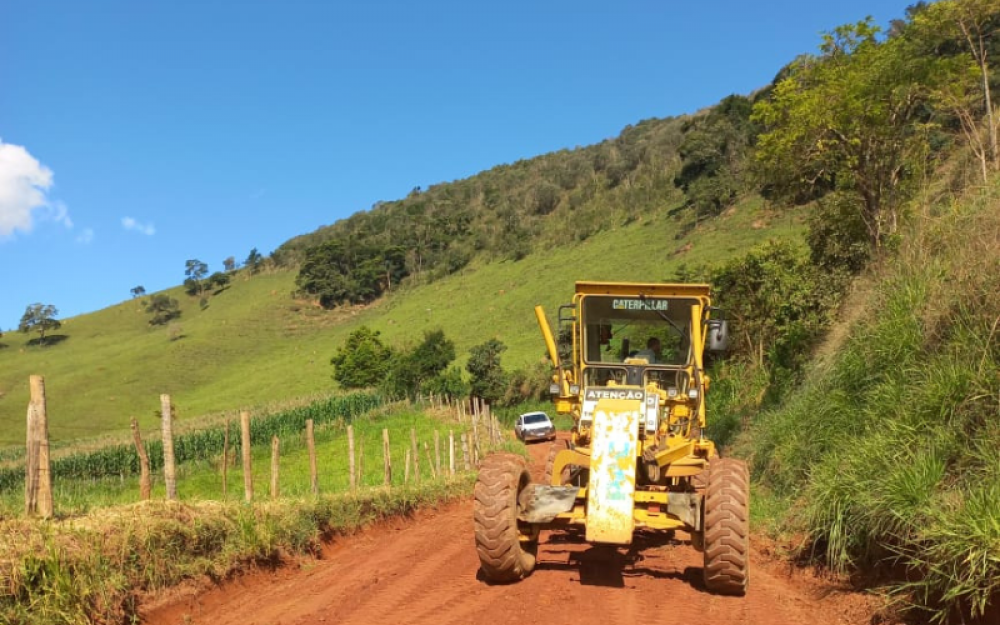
(466, 338, 508, 404)
(245, 248, 264, 276)
(18, 303, 61, 345)
(752, 19, 932, 249)
(422, 365, 470, 400)
(296, 241, 407, 308)
(184, 259, 208, 296)
(674, 95, 757, 219)
(909, 0, 1000, 182)
(223, 256, 236, 272)
(384, 329, 456, 398)
(206, 271, 231, 292)
(407, 329, 456, 389)
(330, 326, 392, 389)
(130, 285, 146, 298)
(145, 294, 181, 326)
(711, 240, 840, 372)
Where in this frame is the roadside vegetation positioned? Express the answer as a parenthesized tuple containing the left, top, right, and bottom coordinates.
(0, 478, 475, 625)
(742, 183, 1000, 623)
(718, 2, 1000, 621)
(0, 395, 511, 625)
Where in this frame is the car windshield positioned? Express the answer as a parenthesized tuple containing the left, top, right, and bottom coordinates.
(522, 414, 549, 424)
(580, 295, 696, 366)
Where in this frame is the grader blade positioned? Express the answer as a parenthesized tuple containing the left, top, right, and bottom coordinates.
(518, 485, 579, 523)
(586, 392, 642, 544)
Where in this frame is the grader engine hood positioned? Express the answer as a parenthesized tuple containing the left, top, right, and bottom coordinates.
(585, 387, 643, 544)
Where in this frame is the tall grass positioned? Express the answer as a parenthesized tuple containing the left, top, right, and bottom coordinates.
(741, 181, 1000, 622)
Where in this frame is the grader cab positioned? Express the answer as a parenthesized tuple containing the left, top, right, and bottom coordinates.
(473, 281, 748, 595)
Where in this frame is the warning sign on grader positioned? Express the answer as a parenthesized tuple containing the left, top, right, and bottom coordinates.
(584, 388, 646, 402)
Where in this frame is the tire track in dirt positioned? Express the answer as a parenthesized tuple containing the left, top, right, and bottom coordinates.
(325, 513, 472, 625)
(144, 437, 880, 625)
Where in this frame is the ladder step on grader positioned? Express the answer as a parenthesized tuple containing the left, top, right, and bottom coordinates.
(473, 281, 749, 595)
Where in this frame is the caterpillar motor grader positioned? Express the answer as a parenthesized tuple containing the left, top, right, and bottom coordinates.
(473, 281, 748, 594)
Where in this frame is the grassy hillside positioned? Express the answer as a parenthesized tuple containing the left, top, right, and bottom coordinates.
(0, 196, 801, 448)
(742, 181, 1000, 622)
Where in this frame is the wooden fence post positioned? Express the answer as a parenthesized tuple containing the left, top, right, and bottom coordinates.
(24, 385, 39, 517)
(306, 419, 318, 495)
(434, 430, 441, 476)
(423, 442, 437, 478)
(449, 430, 455, 476)
(131, 417, 151, 500)
(487, 402, 496, 445)
(270, 436, 280, 499)
(470, 407, 479, 457)
(382, 428, 391, 486)
(240, 410, 253, 502)
(222, 416, 230, 499)
(348, 425, 356, 492)
(23, 377, 53, 518)
(410, 428, 420, 484)
(160, 394, 177, 501)
(31, 376, 53, 518)
(461, 433, 471, 471)
(404, 449, 411, 484)
(358, 442, 364, 488)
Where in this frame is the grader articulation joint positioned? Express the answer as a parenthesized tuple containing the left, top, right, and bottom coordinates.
(473, 281, 749, 595)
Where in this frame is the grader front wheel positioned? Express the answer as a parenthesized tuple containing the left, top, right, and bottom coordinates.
(702, 458, 749, 595)
(473, 453, 538, 582)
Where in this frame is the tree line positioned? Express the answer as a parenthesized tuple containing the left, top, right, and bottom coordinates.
(330, 326, 547, 407)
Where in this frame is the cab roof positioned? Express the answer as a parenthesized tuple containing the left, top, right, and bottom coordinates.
(574, 281, 712, 298)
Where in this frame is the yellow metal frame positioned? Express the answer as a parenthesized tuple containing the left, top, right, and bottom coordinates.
(534, 280, 725, 540)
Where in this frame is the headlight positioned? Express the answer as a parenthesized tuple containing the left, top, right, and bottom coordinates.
(549, 383, 561, 395)
(569, 384, 580, 394)
(667, 388, 678, 398)
(688, 389, 699, 400)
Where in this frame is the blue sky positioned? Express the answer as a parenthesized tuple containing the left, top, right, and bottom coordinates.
(1, 0, 914, 330)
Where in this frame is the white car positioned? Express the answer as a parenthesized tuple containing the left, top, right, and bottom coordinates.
(514, 411, 556, 443)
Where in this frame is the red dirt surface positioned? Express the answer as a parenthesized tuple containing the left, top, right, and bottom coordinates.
(143, 438, 882, 625)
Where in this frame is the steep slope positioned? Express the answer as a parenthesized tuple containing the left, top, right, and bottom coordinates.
(742, 182, 1000, 622)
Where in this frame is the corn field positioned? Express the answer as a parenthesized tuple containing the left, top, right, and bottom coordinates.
(0, 392, 382, 492)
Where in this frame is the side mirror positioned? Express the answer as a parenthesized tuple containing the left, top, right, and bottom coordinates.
(706, 319, 729, 353)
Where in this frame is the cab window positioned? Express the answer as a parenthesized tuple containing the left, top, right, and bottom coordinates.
(581, 296, 696, 366)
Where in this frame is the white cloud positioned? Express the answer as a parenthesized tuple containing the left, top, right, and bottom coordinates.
(76, 228, 94, 244)
(0, 138, 60, 237)
(121, 216, 155, 236)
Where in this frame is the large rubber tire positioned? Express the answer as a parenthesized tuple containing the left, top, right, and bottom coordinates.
(702, 458, 749, 595)
(474, 453, 538, 583)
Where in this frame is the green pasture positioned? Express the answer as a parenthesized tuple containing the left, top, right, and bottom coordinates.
(0, 198, 802, 448)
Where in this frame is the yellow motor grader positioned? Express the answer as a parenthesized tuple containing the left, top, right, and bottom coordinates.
(473, 281, 748, 595)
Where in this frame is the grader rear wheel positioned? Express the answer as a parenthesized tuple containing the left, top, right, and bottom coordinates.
(474, 453, 538, 583)
(702, 458, 749, 595)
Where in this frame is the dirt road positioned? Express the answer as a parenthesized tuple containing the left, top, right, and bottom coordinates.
(144, 440, 877, 625)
